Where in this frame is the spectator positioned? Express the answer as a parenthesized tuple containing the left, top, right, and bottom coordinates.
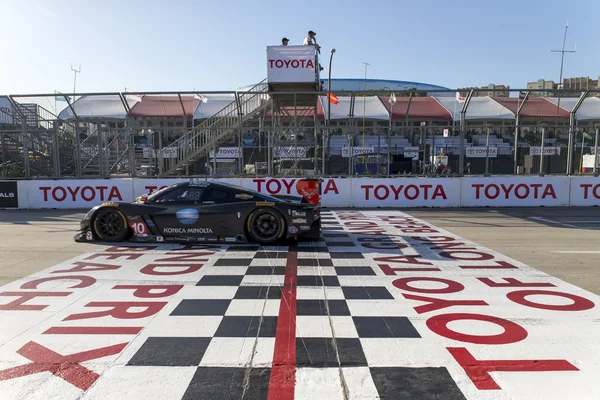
(303, 30, 317, 45)
(281, 37, 289, 46)
(303, 30, 323, 71)
(435, 163, 445, 175)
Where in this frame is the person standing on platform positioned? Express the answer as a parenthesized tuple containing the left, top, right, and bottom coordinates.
(281, 37, 289, 46)
(303, 30, 319, 49)
(303, 30, 323, 71)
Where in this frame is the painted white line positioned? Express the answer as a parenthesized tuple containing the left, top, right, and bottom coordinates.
(562, 220, 600, 223)
(529, 216, 577, 228)
(552, 251, 600, 254)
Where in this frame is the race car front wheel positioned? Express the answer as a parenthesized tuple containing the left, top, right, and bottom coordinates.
(247, 208, 285, 244)
(92, 207, 130, 242)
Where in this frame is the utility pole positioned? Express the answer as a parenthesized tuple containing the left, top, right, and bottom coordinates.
(551, 22, 576, 174)
(551, 21, 576, 107)
(71, 63, 81, 101)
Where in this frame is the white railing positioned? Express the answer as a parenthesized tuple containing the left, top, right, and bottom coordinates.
(163, 79, 270, 174)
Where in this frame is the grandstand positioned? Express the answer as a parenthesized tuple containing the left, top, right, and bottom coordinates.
(2, 79, 600, 179)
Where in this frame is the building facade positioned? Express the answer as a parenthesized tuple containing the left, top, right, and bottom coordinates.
(527, 76, 600, 97)
(526, 79, 556, 97)
(457, 84, 510, 97)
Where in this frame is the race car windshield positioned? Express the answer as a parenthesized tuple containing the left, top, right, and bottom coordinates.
(146, 186, 171, 201)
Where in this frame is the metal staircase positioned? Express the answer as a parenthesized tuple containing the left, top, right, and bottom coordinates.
(79, 124, 131, 177)
(162, 79, 271, 175)
(0, 103, 56, 177)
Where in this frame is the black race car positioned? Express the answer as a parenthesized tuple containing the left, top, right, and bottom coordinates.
(74, 179, 321, 245)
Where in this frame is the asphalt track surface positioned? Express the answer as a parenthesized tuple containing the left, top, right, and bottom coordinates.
(0, 207, 598, 399)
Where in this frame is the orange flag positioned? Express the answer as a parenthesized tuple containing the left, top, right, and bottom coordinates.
(328, 93, 339, 104)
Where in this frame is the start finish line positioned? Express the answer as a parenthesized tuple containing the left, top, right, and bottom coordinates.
(0, 210, 598, 399)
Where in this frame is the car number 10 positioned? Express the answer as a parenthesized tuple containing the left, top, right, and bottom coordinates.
(130, 221, 148, 236)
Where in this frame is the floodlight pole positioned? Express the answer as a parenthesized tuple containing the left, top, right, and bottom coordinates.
(567, 91, 588, 174)
(71, 63, 81, 101)
(388, 94, 395, 177)
(551, 21, 576, 110)
(514, 91, 530, 174)
(458, 89, 474, 174)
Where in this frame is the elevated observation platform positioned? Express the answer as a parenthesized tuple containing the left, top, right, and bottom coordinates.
(267, 45, 320, 109)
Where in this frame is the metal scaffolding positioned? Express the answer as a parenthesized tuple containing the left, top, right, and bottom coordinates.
(2, 88, 600, 179)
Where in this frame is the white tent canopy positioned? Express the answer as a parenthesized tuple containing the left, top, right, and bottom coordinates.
(193, 94, 236, 119)
(434, 96, 515, 120)
(546, 97, 600, 121)
(320, 95, 389, 120)
(58, 95, 138, 120)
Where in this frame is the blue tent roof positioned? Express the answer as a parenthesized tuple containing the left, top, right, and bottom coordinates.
(322, 78, 451, 93)
(239, 78, 451, 95)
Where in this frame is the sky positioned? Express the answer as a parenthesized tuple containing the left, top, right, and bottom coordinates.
(1, 0, 599, 96)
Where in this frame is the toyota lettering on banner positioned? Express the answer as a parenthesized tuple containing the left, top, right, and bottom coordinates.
(354, 178, 461, 207)
(27, 180, 135, 209)
(142, 147, 177, 159)
(267, 46, 316, 83)
(209, 147, 240, 159)
(530, 146, 561, 156)
(0, 96, 13, 125)
(246, 178, 350, 207)
(569, 177, 600, 206)
(466, 146, 497, 158)
(13, 176, 600, 209)
(274, 147, 307, 159)
(342, 146, 376, 158)
(461, 177, 570, 207)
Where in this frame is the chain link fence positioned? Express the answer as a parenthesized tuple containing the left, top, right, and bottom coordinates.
(1, 88, 600, 179)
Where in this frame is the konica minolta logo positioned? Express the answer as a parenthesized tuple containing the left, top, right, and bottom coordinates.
(163, 227, 213, 234)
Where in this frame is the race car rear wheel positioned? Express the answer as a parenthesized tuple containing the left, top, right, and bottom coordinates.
(247, 208, 285, 244)
(92, 207, 130, 242)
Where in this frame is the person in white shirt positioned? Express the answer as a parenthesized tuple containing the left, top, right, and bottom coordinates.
(303, 30, 323, 71)
(303, 30, 317, 46)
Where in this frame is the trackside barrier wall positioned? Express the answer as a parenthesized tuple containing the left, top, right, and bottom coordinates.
(12, 177, 600, 209)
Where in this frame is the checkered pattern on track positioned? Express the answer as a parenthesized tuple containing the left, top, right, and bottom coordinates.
(125, 211, 465, 399)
